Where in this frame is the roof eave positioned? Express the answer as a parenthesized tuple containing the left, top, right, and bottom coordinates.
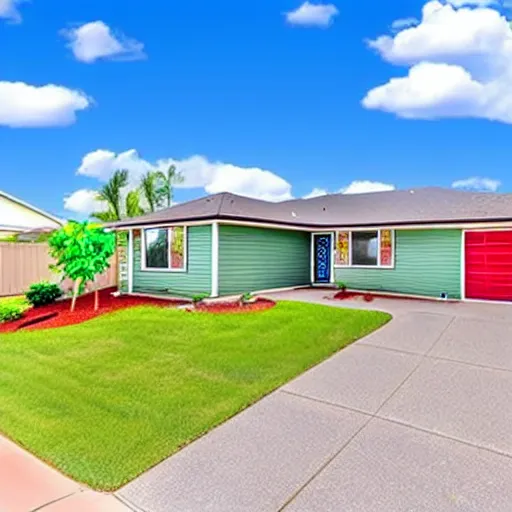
(108, 214, 512, 231)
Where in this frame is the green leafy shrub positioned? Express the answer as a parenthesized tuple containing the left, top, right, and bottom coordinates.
(241, 292, 255, 304)
(192, 293, 210, 304)
(336, 281, 347, 291)
(25, 281, 63, 307)
(0, 303, 24, 323)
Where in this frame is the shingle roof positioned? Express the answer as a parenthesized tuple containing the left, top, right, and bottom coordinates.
(109, 187, 512, 229)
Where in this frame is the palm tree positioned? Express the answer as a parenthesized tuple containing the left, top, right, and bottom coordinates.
(92, 169, 144, 221)
(92, 169, 128, 221)
(140, 171, 159, 213)
(156, 164, 184, 208)
(126, 189, 145, 217)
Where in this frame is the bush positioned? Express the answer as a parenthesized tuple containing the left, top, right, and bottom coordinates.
(336, 281, 347, 291)
(25, 281, 63, 307)
(240, 292, 254, 304)
(192, 293, 210, 304)
(0, 303, 24, 323)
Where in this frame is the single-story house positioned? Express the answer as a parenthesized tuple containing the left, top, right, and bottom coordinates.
(0, 189, 63, 239)
(110, 187, 512, 303)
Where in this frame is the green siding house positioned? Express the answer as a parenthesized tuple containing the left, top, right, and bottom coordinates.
(112, 187, 512, 303)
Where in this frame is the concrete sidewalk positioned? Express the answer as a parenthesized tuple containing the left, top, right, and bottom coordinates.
(118, 291, 512, 512)
(0, 435, 132, 512)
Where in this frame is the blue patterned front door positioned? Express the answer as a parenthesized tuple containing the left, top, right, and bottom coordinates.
(314, 234, 332, 283)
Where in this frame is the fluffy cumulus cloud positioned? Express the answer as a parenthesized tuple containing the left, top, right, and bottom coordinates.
(0, 0, 25, 23)
(302, 181, 396, 199)
(285, 2, 339, 27)
(65, 150, 293, 214)
(0, 81, 91, 127)
(447, 0, 498, 6)
(63, 189, 103, 214)
(341, 180, 396, 194)
(303, 187, 328, 199)
(452, 176, 501, 191)
(391, 17, 419, 31)
(62, 21, 146, 63)
(77, 149, 152, 181)
(363, 1, 512, 123)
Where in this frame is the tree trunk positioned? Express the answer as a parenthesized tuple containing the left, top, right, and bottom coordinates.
(70, 278, 82, 312)
(94, 283, 99, 311)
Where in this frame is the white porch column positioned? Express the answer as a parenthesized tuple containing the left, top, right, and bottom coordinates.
(211, 222, 219, 297)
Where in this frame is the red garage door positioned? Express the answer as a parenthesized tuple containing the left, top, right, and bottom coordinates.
(465, 231, 512, 301)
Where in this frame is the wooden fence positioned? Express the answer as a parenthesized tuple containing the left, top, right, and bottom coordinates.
(0, 243, 117, 297)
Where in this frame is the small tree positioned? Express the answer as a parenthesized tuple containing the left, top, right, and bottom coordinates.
(49, 221, 116, 312)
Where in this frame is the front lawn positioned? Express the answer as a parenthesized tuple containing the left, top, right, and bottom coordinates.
(0, 301, 390, 490)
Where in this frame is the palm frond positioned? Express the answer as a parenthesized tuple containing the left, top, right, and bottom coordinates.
(155, 164, 184, 208)
(126, 189, 145, 218)
(91, 210, 118, 222)
(96, 169, 129, 220)
(140, 171, 158, 212)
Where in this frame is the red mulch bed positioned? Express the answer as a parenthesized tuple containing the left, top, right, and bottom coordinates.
(0, 288, 187, 333)
(194, 298, 275, 314)
(332, 290, 443, 303)
(333, 291, 375, 302)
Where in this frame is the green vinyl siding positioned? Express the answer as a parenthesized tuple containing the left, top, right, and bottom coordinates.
(218, 225, 310, 295)
(133, 225, 212, 297)
(335, 229, 462, 299)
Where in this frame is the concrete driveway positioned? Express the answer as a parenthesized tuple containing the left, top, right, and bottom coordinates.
(118, 290, 512, 512)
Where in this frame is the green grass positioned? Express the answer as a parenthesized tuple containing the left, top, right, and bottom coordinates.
(0, 302, 390, 490)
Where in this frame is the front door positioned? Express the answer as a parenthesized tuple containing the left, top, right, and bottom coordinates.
(313, 234, 332, 284)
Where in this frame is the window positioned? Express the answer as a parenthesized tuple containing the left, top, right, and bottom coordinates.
(352, 231, 378, 266)
(143, 227, 187, 271)
(335, 229, 394, 268)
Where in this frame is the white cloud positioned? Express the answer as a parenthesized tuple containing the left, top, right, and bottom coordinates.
(452, 176, 501, 191)
(68, 149, 399, 214)
(285, 2, 339, 27)
(362, 62, 493, 120)
(64, 189, 103, 214)
(391, 17, 419, 31)
(0, 81, 91, 127)
(341, 180, 396, 194)
(204, 164, 292, 201)
(0, 0, 24, 23)
(303, 187, 328, 199)
(66, 150, 293, 213)
(62, 21, 146, 63)
(301, 181, 396, 199)
(363, 1, 512, 123)
(368, 1, 512, 67)
(447, 0, 498, 6)
(77, 149, 152, 182)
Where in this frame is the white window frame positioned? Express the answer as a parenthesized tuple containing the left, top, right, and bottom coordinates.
(141, 226, 188, 273)
(335, 229, 395, 269)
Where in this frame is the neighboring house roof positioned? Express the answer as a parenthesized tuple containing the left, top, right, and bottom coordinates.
(0, 190, 64, 232)
(110, 187, 512, 229)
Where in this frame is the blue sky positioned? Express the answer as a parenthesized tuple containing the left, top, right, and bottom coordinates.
(1, 0, 511, 219)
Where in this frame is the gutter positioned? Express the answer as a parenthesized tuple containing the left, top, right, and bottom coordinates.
(107, 214, 512, 232)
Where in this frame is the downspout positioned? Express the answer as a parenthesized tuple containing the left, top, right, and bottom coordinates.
(211, 222, 219, 297)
